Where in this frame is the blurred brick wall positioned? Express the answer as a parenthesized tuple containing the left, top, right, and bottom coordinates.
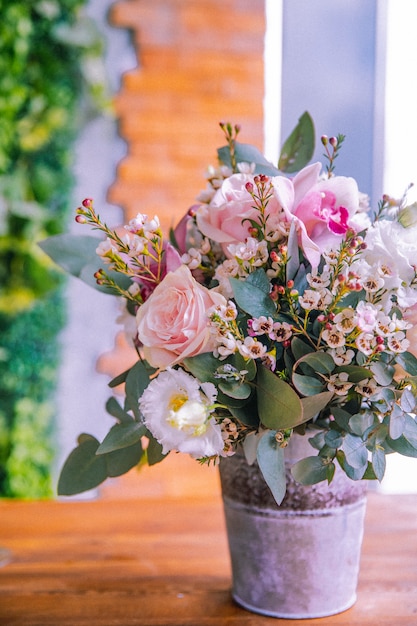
(108, 0, 266, 229)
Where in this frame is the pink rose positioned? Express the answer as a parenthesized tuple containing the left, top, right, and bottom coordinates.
(196, 173, 259, 253)
(136, 264, 227, 368)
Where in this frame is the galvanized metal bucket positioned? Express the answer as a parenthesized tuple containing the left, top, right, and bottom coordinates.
(219, 434, 367, 619)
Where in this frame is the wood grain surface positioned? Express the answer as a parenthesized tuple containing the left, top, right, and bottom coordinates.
(1, 483, 417, 625)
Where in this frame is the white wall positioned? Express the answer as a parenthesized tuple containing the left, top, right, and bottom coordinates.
(54, 0, 136, 493)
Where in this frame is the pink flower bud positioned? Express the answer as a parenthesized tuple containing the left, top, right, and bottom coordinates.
(329, 137, 338, 147)
(75, 214, 87, 224)
(82, 198, 93, 208)
(321, 135, 328, 146)
(245, 182, 254, 193)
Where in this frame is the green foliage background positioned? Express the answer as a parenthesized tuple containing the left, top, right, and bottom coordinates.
(0, 0, 106, 497)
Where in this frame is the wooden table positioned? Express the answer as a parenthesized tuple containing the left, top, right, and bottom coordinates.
(1, 486, 417, 625)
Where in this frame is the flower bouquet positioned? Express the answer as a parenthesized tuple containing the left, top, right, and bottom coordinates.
(41, 112, 417, 505)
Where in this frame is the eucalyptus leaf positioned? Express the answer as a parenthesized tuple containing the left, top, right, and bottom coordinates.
(146, 435, 167, 466)
(300, 391, 333, 420)
(39, 233, 99, 277)
(105, 396, 133, 424)
(184, 352, 222, 384)
(230, 276, 277, 319)
(341, 433, 368, 470)
(286, 220, 300, 281)
(291, 336, 314, 362)
(125, 360, 156, 418)
(242, 432, 261, 465)
(293, 351, 335, 376)
(256, 431, 286, 505)
(385, 435, 417, 458)
(278, 111, 315, 173)
(96, 421, 146, 454)
(105, 441, 144, 477)
(335, 365, 373, 383)
(349, 411, 375, 437)
(395, 351, 417, 376)
(372, 447, 386, 482)
(389, 403, 406, 440)
(57, 434, 107, 496)
(324, 428, 343, 449)
(400, 387, 416, 413)
(370, 361, 395, 386)
(257, 365, 303, 429)
(218, 380, 252, 399)
(293, 372, 325, 396)
(245, 268, 271, 293)
(217, 143, 280, 176)
(336, 450, 369, 480)
(291, 455, 331, 485)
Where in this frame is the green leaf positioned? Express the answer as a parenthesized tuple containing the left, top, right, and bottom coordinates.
(125, 360, 155, 418)
(300, 391, 333, 420)
(291, 336, 315, 362)
(230, 275, 277, 319)
(39, 234, 98, 277)
(96, 421, 146, 454)
(324, 428, 344, 449)
(372, 447, 386, 482)
(370, 361, 394, 386)
(57, 434, 108, 496)
(108, 367, 130, 388)
(341, 433, 368, 470)
(146, 435, 167, 466)
(184, 352, 219, 383)
(335, 365, 373, 383)
(40, 234, 131, 294)
(386, 434, 417, 457)
(278, 112, 315, 173)
(293, 372, 325, 396)
(349, 411, 375, 437)
(395, 351, 417, 376)
(336, 451, 371, 480)
(389, 403, 406, 440)
(218, 380, 252, 399)
(293, 351, 335, 376)
(105, 441, 144, 477)
(286, 220, 300, 281)
(217, 143, 280, 176)
(105, 396, 133, 424)
(400, 387, 416, 413)
(291, 456, 332, 485)
(245, 267, 270, 292)
(256, 431, 286, 505)
(257, 365, 303, 429)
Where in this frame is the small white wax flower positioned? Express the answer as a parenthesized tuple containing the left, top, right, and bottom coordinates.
(322, 327, 345, 349)
(327, 372, 353, 396)
(237, 337, 267, 360)
(333, 309, 357, 334)
(387, 331, 410, 353)
(299, 289, 321, 310)
(355, 378, 378, 397)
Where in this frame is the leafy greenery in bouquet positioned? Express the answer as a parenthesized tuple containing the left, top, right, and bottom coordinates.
(42, 113, 417, 504)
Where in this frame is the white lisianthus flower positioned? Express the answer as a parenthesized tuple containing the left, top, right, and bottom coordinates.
(139, 368, 225, 458)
